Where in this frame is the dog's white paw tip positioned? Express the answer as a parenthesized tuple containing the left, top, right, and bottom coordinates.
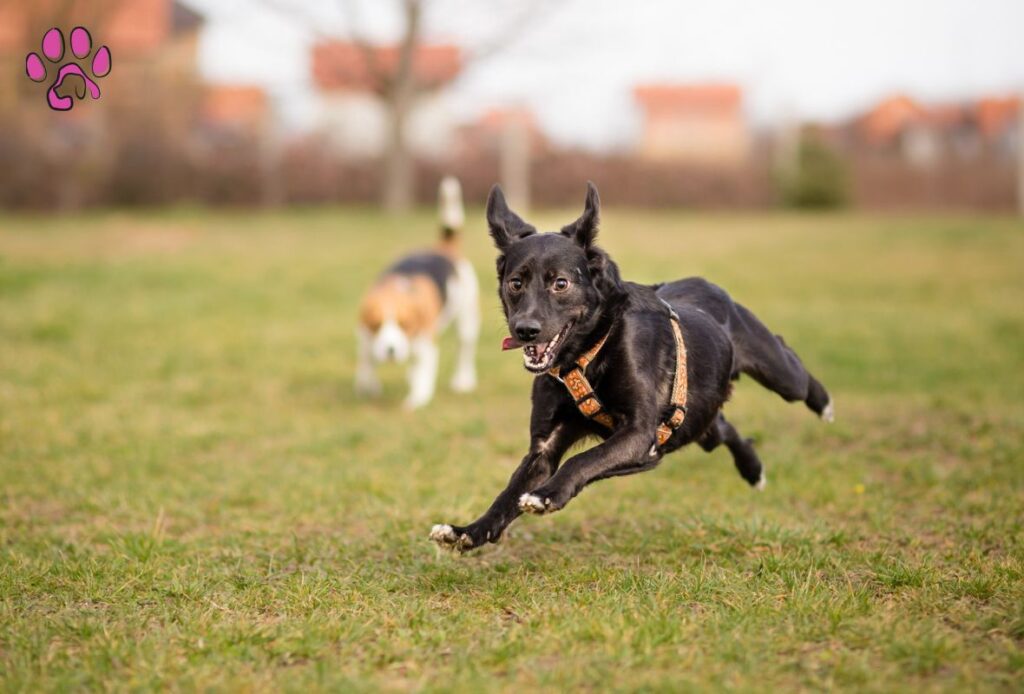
(821, 400, 835, 423)
(430, 524, 473, 551)
(754, 473, 767, 491)
(518, 493, 548, 514)
(429, 524, 456, 543)
(449, 376, 476, 393)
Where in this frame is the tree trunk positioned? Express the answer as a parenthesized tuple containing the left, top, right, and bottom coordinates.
(382, 0, 421, 214)
(383, 95, 414, 213)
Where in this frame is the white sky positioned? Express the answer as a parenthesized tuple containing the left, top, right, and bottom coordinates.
(188, 0, 1024, 150)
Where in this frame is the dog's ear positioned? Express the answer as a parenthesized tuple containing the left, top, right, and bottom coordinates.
(586, 246, 625, 301)
(561, 181, 600, 249)
(486, 184, 535, 251)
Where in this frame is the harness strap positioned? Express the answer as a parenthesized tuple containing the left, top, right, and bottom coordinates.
(654, 315, 688, 446)
(549, 340, 615, 428)
(549, 310, 688, 448)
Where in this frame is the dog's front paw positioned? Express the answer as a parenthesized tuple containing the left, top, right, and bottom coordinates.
(518, 493, 557, 515)
(821, 398, 835, 423)
(429, 523, 475, 552)
(354, 376, 382, 397)
(403, 394, 431, 411)
(449, 370, 476, 393)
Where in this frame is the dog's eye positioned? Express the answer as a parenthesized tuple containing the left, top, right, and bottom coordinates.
(553, 277, 570, 292)
(508, 277, 523, 292)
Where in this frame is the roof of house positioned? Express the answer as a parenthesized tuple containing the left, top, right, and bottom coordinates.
(476, 106, 539, 131)
(0, 0, 203, 57)
(312, 41, 462, 93)
(633, 83, 743, 115)
(202, 85, 268, 129)
(977, 96, 1021, 138)
(857, 95, 928, 144)
(457, 105, 547, 154)
(857, 93, 1020, 144)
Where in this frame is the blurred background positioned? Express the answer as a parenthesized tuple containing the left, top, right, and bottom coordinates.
(1, 0, 1022, 214)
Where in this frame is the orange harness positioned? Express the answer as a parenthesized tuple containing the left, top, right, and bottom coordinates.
(548, 308, 688, 448)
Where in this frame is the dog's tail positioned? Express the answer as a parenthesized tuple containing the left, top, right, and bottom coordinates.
(438, 175, 464, 244)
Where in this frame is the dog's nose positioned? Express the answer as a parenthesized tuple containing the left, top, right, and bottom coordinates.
(514, 320, 541, 343)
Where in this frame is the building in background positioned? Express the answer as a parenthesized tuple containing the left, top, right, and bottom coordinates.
(201, 84, 270, 140)
(849, 93, 1020, 167)
(632, 83, 750, 167)
(456, 107, 547, 158)
(455, 106, 548, 211)
(311, 41, 462, 159)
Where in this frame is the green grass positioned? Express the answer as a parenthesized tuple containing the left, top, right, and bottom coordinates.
(1, 207, 1023, 692)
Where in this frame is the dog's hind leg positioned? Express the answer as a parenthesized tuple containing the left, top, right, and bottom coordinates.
(698, 412, 765, 489)
(730, 303, 833, 421)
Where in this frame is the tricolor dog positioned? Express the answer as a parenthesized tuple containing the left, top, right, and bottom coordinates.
(356, 177, 480, 410)
(430, 182, 833, 552)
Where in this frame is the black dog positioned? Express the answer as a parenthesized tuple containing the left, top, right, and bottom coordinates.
(430, 183, 832, 552)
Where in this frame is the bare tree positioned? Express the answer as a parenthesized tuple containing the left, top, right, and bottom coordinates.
(375, 0, 422, 213)
(264, 0, 553, 213)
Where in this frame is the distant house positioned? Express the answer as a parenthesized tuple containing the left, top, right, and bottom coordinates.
(852, 93, 1020, 166)
(633, 83, 750, 167)
(976, 95, 1021, 161)
(456, 106, 548, 158)
(201, 85, 270, 138)
(311, 41, 462, 159)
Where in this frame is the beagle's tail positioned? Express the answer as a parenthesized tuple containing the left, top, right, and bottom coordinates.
(438, 175, 464, 243)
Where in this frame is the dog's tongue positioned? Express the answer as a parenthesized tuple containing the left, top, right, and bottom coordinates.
(501, 336, 521, 351)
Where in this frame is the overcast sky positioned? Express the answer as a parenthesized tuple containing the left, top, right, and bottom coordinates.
(189, 0, 1024, 150)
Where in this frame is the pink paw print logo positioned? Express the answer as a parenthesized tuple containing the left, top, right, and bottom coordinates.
(25, 27, 112, 112)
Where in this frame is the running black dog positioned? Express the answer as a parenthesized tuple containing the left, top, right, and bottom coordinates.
(430, 182, 832, 552)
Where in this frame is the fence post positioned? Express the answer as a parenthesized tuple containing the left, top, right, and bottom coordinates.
(500, 116, 530, 213)
(1018, 90, 1024, 218)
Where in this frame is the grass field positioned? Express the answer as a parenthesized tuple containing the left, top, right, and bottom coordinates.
(2, 207, 1023, 691)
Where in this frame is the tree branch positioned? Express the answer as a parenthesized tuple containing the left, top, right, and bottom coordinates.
(338, 0, 393, 94)
(256, 0, 393, 94)
(459, 0, 555, 64)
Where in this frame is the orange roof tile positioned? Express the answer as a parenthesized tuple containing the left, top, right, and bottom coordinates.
(857, 93, 1020, 144)
(312, 41, 462, 92)
(857, 94, 923, 144)
(633, 83, 742, 114)
(976, 95, 1021, 138)
(202, 85, 268, 129)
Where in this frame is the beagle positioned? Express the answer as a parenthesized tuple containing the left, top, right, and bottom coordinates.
(355, 177, 480, 409)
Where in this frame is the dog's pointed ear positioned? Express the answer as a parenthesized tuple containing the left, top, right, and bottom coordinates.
(486, 184, 535, 251)
(561, 181, 600, 248)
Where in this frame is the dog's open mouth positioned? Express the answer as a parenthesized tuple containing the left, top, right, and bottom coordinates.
(502, 321, 574, 373)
